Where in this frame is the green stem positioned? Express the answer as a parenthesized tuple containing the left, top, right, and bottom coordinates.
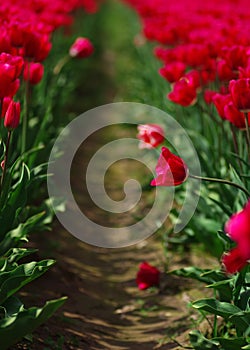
(189, 174, 250, 197)
(53, 55, 71, 75)
(21, 62, 30, 154)
(230, 124, 243, 174)
(244, 112, 250, 162)
(0, 130, 12, 196)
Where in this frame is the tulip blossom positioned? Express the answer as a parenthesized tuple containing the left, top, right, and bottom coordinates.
(151, 147, 188, 187)
(224, 102, 250, 129)
(159, 62, 186, 83)
(4, 101, 21, 130)
(229, 79, 250, 112)
(1, 97, 12, 118)
(137, 124, 164, 149)
(222, 200, 250, 274)
(204, 90, 217, 104)
(23, 62, 44, 85)
(136, 261, 160, 290)
(168, 77, 197, 107)
(0, 53, 23, 98)
(212, 93, 232, 120)
(69, 37, 94, 58)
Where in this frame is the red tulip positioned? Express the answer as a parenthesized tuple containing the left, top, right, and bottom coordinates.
(137, 124, 164, 149)
(222, 200, 250, 274)
(151, 147, 188, 187)
(0, 53, 23, 98)
(159, 62, 186, 83)
(4, 100, 21, 130)
(224, 102, 250, 129)
(229, 79, 250, 112)
(23, 62, 44, 85)
(204, 90, 217, 104)
(168, 78, 197, 107)
(136, 261, 160, 290)
(1, 97, 12, 118)
(212, 93, 231, 120)
(69, 37, 94, 58)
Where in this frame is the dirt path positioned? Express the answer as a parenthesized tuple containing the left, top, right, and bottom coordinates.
(14, 2, 217, 349)
(17, 125, 215, 350)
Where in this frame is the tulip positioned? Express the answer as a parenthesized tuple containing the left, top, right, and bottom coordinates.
(168, 77, 197, 107)
(151, 147, 188, 186)
(159, 62, 186, 83)
(4, 100, 20, 129)
(136, 261, 160, 290)
(69, 37, 94, 59)
(23, 62, 44, 85)
(222, 200, 250, 274)
(1, 97, 12, 118)
(212, 93, 232, 120)
(229, 79, 250, 112)
(137, 124, 164, 149)
(224, 102, 250, 129)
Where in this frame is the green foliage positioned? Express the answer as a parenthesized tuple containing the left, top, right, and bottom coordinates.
(0, 297, 67, 350)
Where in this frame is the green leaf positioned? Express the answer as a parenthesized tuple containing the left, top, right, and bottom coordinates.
(213, 336, 247, 350)
(171, 267, 223, 284)
(0, 259, 55, 304)
(207, 280, 233, 302)
(189, 330, 219, 349)
(192, 298, 241, 318)
(0, 296, 24, 318)
(0, 163, 30, 236)
(229, 311, 250, 334)
(0, 248, 38, 272)
(0, 297, 67, 349)
(0, 212, 47, 256)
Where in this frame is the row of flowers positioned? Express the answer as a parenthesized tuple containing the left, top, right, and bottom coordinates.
(124, 0, 250, 348)
(0, 0, 98, 348)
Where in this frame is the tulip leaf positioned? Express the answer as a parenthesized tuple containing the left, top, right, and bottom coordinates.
(0, 259, 55, 304)
(192, 298, 241, 319)
(0, 297, 67, 349)
(189, 330, 219, 349)
(0, 212, 47, 255)
(213, 336, 247, 350)
(0, 163, 30, 236)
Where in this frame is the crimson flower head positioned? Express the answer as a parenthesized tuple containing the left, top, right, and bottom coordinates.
(222, 200, 250, 274)
(159, 62, 186, 83)
(224, 102, 250, 129)
(212, 93, 232, 120)
(151, 147, 188, 187)
(4, 100, 21, 130)
(1, 97, 12, 118)
(136, 261, 160, 290)
(23, 62, 44, 85)
(137, 124, 164, 149)
(229, 79, 250, 112)
(0, 53, 23, 98)
(168, 77, 197, 107)
(69, 37, 94, 58)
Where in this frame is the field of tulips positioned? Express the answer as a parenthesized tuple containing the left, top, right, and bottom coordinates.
(1, 0, 250, 349)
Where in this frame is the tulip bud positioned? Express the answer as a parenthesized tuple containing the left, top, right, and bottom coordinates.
(23, 62, 44, 85)
(1, 97, 12, 118)
(151, 147, 188, 187)
(69, 37, 94, 58)
(4, 100, 20, 129)
(137, 124, 164, 149)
